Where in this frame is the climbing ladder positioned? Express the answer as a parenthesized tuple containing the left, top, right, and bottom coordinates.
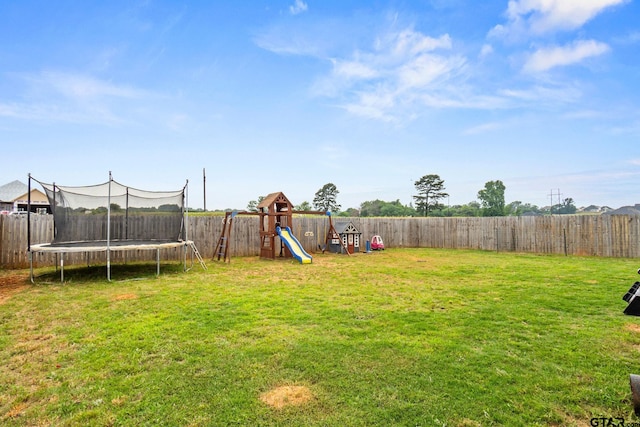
(189, 241, 207, 270)
(215, 211, 236, 262)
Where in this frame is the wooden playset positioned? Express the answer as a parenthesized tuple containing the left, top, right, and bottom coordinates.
(214, 191, 348, 263)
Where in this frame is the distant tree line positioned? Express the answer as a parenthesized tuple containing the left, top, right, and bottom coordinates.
(244, 175, 577, 217)
(62, 204, 182, 215)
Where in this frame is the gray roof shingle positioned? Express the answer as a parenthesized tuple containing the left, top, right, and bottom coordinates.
(0, 180, 28, 203)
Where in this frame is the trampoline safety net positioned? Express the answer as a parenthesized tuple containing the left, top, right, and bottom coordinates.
(33, 176, 186, 245)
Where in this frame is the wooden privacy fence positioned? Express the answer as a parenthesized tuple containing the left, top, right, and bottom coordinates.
(1, 214, 640, 269)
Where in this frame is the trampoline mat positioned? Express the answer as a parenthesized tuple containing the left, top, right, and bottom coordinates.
(30, 240, 191, 253)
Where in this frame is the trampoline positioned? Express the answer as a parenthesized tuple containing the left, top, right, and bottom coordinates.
(27, 173, 205, 282)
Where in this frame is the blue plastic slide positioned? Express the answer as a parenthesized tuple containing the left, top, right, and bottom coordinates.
(276, 226, 312, 264)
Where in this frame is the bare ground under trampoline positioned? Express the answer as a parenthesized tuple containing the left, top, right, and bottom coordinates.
(28, 240, 202, 282)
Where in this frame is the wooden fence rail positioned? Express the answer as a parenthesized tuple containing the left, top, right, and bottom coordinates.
(1, 214, 639, 269)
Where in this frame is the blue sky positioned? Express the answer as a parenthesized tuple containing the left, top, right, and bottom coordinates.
(1, 0, 639, 211)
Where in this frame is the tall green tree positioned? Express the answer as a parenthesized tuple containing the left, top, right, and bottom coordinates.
(313, 183, 341, 212)
(337, 207, 360, 217)
(380, 200, 416, 217)
(554, 197, 577, 214)
(505, 201, 541, 216)
(359, 200, 385, 217)
(247, 196, 264, 212)
(413, 174, 448, 217)
(451, 201, 481, 217)
(477, 180, 506, 216)
(295, 201, 312, 211)
(359, 199, 416, 217)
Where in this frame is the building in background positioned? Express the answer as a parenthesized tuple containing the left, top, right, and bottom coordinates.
(0, 180, 50, 214)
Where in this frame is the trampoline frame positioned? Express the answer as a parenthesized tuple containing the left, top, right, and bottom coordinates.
(29, 240, 195, 283)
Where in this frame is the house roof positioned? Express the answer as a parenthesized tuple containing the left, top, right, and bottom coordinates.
(0, 180, 29, 203)
(334, 221, 361, 234)
(603, 206, 640, 215)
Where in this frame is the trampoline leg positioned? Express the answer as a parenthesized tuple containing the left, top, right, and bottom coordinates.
(156, 249, 160, 276)
(60, 253, 64, 283)
(184, 244, 189, 272)
(29, 251, 34, 284)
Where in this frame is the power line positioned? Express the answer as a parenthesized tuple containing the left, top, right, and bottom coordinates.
(549, 188, 562, 215)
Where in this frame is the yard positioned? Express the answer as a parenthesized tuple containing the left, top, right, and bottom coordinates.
(1, 248, 639, 426)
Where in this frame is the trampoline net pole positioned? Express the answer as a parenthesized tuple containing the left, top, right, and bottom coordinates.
(185, 180, 189, 242)
(107, 172, 112, 281)
(27, 173, 31, 253)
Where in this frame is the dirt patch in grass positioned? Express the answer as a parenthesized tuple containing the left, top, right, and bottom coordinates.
(4, 401, 29, 419)
(625, 323, 640, 334)
(0, 273, 28, 304)
(260, 385, 313, 409)
(114, 293, 138, 301)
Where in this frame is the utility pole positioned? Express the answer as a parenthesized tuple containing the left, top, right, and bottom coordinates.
(549, 189, 562, 215)
(203, 168, 207, 212)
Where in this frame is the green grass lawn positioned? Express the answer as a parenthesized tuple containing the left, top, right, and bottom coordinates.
(1, 249, 640, 426)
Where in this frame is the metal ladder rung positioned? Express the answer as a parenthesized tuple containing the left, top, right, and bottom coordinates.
(189, 242, 207, 270)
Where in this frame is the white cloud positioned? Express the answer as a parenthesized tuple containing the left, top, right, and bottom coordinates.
(32, 71, 145, 100)
(492, 0, 628, 39)
(626, 31, 640, 43)
(463, 121, 503, 135)
(253, 25, 322, 56)
(255, 17, 485, 121)
(523, 40, 610, 72)
(332, 58, 379, 80)
(561, 109, 607, 120)
(397, 53, 463, 89)
(613, 30, 640, 45)
(260, 11, 611, 122)
(499, 84, 582, 104)
(0, 99, 123, 124)
(289, 0, 308, 15)
(0, 71, 154, 124)
(305, 27, 519, 119)
(342, 89, 399, 123)
(320, 30, 469, 120)
(419, 92, 508, 110)
(479, 44, 494, 58)
(386, 30, 452, 57)
(610, 121, 640, 135)
(0, 103, 24, 119)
